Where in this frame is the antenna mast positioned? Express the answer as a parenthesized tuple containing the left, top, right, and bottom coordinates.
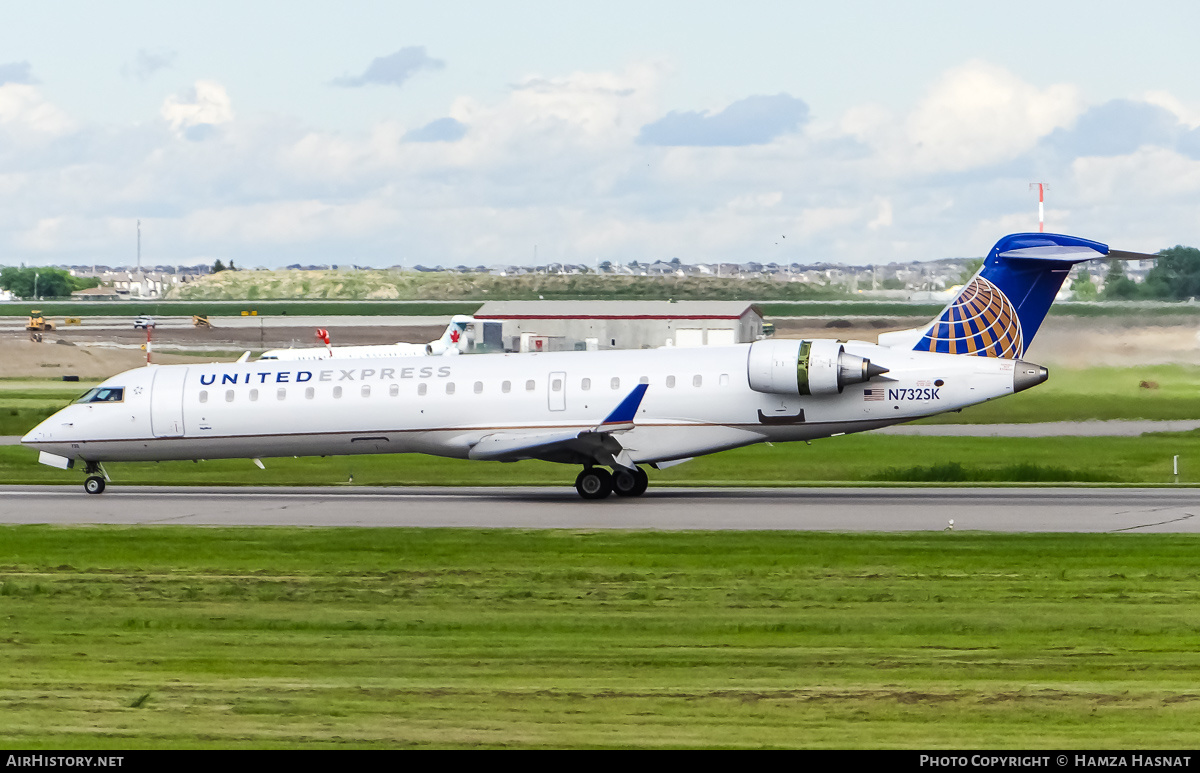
(1028, 183, 1049, 233)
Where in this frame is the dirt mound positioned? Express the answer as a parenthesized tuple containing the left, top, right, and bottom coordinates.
(3, 340, 199, 379)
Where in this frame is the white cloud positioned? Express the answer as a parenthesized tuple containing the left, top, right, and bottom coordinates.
(0, 84, 74, 135)
(4, 57, 1199, 269)
(1141, 90, 1200, 130)
(1072, 146, 1200, 201)
(868, 198, 893, 230)
(904, 61, 1083, 172)
(161, 80, 234, 138)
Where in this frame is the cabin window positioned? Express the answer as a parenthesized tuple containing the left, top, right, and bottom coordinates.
(249, 389, 259, 401)
(581, 378, 591, 391)
(502, 380, 511, 393)
(666, 376, 676, 388)
(693, 375, 702, 387)
(526, 380, 535, 391)
(418, 383, 428, 396)
(551, 378, 562, 392)
(305, 387, 315, 400)
(389, 384, 399, 397)
(474, 381, 483, 394)
(225, 390, 235, 403)
(639, 376, 649, 385)
(720, 374, 729, 386)
(333, 386, 343, 399)
(199, 390, 208, 404)
(361, 385, 371, 398)
(446, 382, 455, 395)
(610, 377, 620, 390)
(277, 388, 286, 400)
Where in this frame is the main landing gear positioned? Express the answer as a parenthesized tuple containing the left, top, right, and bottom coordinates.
(574, 465, 649, 500)
(83, 461, 106, 495)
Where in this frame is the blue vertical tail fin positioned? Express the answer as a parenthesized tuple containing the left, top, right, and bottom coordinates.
(904, 233, 1114, 358)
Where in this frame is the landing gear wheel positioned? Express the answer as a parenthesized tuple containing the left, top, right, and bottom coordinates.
(84, 475, 106, 495)
(612, 467, 649, 497)
(575, 468, 612, 500)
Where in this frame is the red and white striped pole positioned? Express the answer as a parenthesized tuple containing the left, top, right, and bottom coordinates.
(1029, 182, 1048, 233)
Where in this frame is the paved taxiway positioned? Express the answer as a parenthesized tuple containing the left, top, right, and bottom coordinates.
(1, 486, 1196, 532)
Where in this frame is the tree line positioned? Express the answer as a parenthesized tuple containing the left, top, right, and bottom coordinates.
(0, 267, 99, 299)
(1071, 246, 1200, 301)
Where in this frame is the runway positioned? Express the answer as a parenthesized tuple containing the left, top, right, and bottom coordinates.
(1, 485, 1197, 532)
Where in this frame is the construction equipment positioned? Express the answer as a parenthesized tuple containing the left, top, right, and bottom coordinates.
(26, 310, 53, 342)
(26, 310, 54, 332)
(192, 315, 212, 328)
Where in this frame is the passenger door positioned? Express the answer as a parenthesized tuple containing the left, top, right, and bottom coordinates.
(150, 367, 188, 437)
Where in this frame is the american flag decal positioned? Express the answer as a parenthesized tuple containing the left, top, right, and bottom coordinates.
(864, 388, 885, 401)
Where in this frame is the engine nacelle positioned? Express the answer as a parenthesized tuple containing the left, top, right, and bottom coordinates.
(747, 339, 887, 395)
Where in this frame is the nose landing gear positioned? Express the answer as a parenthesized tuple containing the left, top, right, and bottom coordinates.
(575, 466, 649, 500)
(82, 461, 107, 495)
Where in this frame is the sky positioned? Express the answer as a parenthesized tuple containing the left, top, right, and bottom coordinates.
(2, 0, 1199, 268)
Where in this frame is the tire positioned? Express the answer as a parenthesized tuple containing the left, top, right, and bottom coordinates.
(630, 468, 649, 496)
(613, 467, 647, 497)
(575, 468, 612, 500)
(84, 476, 106, 495)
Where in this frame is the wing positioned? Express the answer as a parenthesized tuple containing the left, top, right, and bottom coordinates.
(467, 384, 648, 468)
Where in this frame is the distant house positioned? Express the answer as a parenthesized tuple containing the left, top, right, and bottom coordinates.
(70, 285, 122, 300)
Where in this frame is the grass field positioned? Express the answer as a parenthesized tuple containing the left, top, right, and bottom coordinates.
(1, 527, 1198, 749)
(915, 364, 1200, 424)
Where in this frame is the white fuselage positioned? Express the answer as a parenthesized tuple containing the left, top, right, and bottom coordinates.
(23, 340, 1026, 466)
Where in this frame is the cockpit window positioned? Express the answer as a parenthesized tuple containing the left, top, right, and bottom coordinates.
(75, 387, 125, 404)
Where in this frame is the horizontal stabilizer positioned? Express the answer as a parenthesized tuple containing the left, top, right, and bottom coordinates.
(996, 244, 1106, 262)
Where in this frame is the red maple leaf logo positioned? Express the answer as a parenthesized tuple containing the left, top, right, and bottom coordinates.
(450, 329, 460, 343)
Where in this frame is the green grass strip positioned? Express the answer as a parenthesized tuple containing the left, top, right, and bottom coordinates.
(1, 527, 1199, 748)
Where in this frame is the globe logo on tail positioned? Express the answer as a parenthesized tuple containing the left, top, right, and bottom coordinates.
(916, 276, 1023, 358)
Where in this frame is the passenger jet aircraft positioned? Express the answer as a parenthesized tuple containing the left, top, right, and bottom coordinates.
(22, 233, 1151, 499)
(258, 315, 480, 360)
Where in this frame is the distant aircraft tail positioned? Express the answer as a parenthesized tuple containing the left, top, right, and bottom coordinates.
(880, 233, 1150, 358)
(426, 315, 474, 355)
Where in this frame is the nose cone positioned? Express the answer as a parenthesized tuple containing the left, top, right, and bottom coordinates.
(21, 414, 53, 447)
(1013, 360, 1048, 393)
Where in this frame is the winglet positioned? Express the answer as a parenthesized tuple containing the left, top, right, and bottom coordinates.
(597, 383, 648, 430)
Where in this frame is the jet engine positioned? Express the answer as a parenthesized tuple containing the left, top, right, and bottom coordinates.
(747, 339, 888, 395)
